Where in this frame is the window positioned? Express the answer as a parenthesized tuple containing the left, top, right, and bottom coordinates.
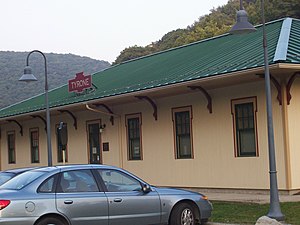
(0, 171, 45, 190)
(231, 97, 258, 157)
(7, 131, 16, 164)
(38, 175, 57, 193)
(56, 124, 68, 163)
(57, 170, 99, 193)
(30, 128, 39, 163)
(97, 169, 142, 192)
(126, 114, 142, 160)
(172, 106, 193, 159)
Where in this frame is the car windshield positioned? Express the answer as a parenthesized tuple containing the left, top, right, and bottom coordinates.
(0, 171, 45, 190)
(0, 172, 15, 186)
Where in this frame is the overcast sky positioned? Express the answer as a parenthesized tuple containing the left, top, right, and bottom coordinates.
(0, 0, 229, 63)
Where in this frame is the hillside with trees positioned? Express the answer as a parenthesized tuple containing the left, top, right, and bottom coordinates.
(1, 0, 299, 109)
(113, 0, 300, 64)
(0, 51, 110, 108)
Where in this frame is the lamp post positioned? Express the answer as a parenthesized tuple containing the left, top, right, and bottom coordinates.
(19, 50, 53, 166)
(230, 0, 284, 221)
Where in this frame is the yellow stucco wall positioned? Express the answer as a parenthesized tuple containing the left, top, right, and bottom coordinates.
(116, 81, 287, 190)
(286, 79, 300, 189)
(0, 80, 291, 190)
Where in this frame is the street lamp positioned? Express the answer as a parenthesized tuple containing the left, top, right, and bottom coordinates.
(19, 50, 53, 166)
(230, 0, 284, 221)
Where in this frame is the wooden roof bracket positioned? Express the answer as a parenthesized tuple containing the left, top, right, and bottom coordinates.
(7, 119, 23, 136)
(135, 96, 158, 120)
(286, 72, 300, 105)
(188, 86, 212, 113)
(58, 110, 78, 129)
(257, 74, 282, 105)
(31, 115, 47, 131)
(93, 104, 114, 125)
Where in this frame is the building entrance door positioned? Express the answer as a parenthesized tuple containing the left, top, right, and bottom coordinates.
(88, 123, 101, 164)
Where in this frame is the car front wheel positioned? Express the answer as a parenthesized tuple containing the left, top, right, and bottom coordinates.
(170, 203, 196, 225)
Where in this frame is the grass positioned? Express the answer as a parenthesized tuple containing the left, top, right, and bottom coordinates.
(210, 201, 300, 224)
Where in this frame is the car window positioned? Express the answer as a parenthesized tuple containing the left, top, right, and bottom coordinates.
(0, 171, 45, 190)
(38, 175, 56, 193)
(97, 169, 142, 192)
(57, 170, 99, 193)
(0, 172, 15, 186)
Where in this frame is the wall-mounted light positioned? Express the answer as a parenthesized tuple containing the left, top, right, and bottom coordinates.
(99, 124, 106, 133)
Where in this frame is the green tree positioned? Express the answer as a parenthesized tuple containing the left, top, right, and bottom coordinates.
(113, 0, 300, 64)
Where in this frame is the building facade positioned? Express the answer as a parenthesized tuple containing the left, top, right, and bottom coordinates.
(1, 18, 300, 193)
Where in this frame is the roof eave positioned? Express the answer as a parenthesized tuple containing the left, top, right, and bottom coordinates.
(0, 65, 279, 123)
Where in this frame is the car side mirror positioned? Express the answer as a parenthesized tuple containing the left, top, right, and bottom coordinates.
(142, 184, 151, 193)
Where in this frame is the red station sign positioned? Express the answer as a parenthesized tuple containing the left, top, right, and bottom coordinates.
(68, 72, 92, 93)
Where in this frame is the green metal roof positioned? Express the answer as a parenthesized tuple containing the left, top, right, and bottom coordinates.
(1, 18, 300, 119)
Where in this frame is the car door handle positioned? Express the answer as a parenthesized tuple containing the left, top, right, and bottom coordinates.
(64, 200, 73, 204)
(113, 198, 122, 203)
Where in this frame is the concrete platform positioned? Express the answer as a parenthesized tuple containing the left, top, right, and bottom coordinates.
(205, 191, 300, 204)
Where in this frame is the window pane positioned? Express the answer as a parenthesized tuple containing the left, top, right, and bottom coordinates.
(39, 176, 55, 193)
(127, 117, 141, 160)
(57, 170, 99, 193)
(174, 110, 192, 159)
(0, 173, 14, 186)
(0, 171, 45, 190)
(30, 130, 39, 163)
(239, 130, 256, 155)
(177, 134, 191, 158)
(98, 170, 141, 192)
(235, 102, 256, 157)
(7, 133, 15, 164)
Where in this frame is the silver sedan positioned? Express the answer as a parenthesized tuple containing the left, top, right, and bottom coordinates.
(0, 164, 212, 225)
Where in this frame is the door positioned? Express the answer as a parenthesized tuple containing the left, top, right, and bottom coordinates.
(88, 123, 101, 164)
(56, 169, 108, 225)
(96, 169, 161, 225)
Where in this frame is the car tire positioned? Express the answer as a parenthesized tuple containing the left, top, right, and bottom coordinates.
(35, 216, 67, 225)
(170, 203, 196, 225)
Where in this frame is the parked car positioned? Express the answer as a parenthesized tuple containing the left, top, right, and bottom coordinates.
(0, 167, 36, 186)
(0, 164, 212, 225)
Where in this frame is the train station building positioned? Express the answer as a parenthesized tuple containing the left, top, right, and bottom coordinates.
(0, 18, 300, 193)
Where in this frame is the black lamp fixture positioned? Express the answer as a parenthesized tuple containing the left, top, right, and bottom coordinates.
(229, 0, 256, 34)
(230, 0, 284, 221)
(99, 124, 106, 133)
(19, 66, 38, 82)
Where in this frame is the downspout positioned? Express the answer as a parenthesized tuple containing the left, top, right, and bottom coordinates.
(85, 104, 124, 168)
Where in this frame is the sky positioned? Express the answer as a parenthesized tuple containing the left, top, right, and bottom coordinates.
(0, 0, 229, 63)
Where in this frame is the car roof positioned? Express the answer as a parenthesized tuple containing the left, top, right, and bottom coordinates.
(1, 164, 120, 174)
(32, 164, 120, 172)
(1, 167, 37, 174)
